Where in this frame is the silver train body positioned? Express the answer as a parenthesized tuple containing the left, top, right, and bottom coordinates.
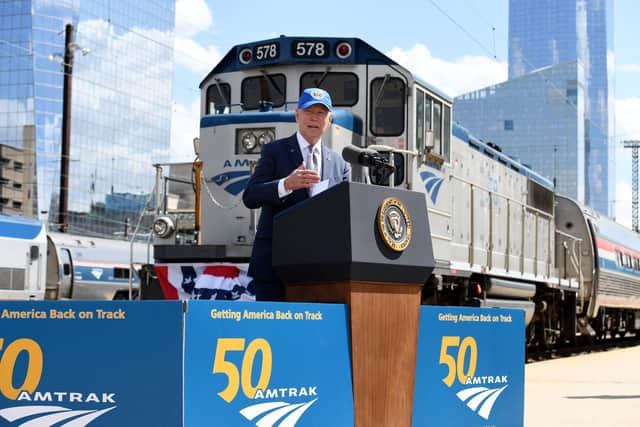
(154, 36, 640, 347)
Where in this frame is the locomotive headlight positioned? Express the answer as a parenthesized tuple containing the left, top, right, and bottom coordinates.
(152, 216, 175, 239)
(257, 130, 275, 146)
(241, 132, 258, 152)
(236, 127, 276, 154)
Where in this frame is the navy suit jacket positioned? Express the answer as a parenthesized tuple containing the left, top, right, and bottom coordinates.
(242, 133, 350, 282)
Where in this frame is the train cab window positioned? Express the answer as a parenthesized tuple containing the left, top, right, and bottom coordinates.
(415, 89, 450, 162)
(205, 82, 231, 114)
(241, 74, 286, 110)
(442, 105, 451, 159)
(415, 89, 425, 151)
(300, 72, 358, 106)
(370, 77, 405, 136)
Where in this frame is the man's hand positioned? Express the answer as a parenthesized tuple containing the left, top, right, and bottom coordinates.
(284, 163, 320, 191)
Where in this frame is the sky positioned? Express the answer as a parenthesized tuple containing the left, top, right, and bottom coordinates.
(169, 0, 640, 227)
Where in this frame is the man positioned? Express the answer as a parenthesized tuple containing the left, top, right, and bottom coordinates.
(242, 88, 351, 301)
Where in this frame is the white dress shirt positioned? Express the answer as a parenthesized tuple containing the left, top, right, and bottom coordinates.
(277, 132, 322, 198)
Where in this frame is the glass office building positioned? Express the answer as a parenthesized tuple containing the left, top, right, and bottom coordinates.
(508, 0, 615, 215)
(455, 61, 586, 204)
(0, 0, 174, 237)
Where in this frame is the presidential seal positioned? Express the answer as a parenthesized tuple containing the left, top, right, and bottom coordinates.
(376, 197, 412, 252)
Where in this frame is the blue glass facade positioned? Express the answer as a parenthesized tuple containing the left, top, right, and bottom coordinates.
(0, 0, 174, 236)
(508, 0, 614, 215)
(455, 61, 586, 204)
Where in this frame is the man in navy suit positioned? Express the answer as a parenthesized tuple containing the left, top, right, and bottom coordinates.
(242, 88, 351, 301)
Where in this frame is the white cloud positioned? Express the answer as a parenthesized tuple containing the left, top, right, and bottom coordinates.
(174, 36, 222, 74)
(387, 44, 507, 97)
(171, 99, 201, 163)
(175, 0, 213, 38)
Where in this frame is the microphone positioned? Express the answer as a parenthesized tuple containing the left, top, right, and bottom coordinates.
(341, 146, 395, 171)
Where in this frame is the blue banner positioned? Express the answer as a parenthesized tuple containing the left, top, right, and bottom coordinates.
(0, 301, 183, 427)
(412, 306, 525, 427)
(184, 300, 354, 427)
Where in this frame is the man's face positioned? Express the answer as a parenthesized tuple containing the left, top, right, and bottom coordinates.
(295, 104, 332, 145)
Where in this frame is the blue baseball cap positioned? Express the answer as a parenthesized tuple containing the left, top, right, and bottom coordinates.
(297, 88, 333, 112)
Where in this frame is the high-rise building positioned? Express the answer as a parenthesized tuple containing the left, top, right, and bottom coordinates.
(508, 0, 614, 215)
(0, 0, 174, 236)
(455, 61, 586, 204)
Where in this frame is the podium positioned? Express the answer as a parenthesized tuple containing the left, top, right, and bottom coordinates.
(273, 182, 434, 427)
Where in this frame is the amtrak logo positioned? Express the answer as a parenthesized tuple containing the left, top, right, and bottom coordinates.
(456, 385, 508, 420)
(208, 170, 251, 196)
(0, 405, 116, 426)
(239, 399, 318, 427)
(420, 171, 444, 204)
(90, 268, 103, 279)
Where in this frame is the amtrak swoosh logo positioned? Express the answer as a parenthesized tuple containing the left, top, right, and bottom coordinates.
(419, 171, 444, 204)
(90, 268, 103, 279)
(208, 171, 251, 196)
(0, 405, 116, 426)
(456, 385, 507, 420)
(239, 398, 317, 427)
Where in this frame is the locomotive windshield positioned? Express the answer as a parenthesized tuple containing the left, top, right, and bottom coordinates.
(241, 73, 286, 110)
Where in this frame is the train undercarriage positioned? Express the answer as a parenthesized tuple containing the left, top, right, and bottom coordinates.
(421, 274, 639, 352)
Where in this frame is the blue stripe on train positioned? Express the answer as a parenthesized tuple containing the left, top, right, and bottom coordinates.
(201, 110, 363, 135)
(0, 214, 43, 240)
(74, 266, 139, 283)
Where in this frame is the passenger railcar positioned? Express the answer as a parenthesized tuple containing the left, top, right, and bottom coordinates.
(151, 36, 639, 348)
(49, 232, 151, 300)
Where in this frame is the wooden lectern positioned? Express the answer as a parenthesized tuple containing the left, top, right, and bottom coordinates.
(273, 182, 434, 427)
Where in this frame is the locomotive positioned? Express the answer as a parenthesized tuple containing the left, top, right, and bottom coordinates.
(152, 36, 640, 349)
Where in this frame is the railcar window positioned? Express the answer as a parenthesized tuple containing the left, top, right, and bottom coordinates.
(241, 74, 286, 110)
(624, 254, 632, 269)
(113, 268, 130, 279)
(300, 72, 358, 106)
(370, 77, 405, 136)
(616, 251, 623, 267)
(206, 82, 231, 114)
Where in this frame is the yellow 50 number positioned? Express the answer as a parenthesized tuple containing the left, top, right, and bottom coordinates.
(0, 338, 43, 400)
(212, 338, 272, 403)
(439, 336, 478, 387)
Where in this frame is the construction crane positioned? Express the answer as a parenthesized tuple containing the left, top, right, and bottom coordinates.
(623, 140, 640, 232)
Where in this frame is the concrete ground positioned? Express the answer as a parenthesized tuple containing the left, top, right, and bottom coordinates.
(525, 346, 640, 426)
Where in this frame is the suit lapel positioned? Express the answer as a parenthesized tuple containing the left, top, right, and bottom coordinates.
(320, 144, 331, 180)
(285, 134, 302, 171)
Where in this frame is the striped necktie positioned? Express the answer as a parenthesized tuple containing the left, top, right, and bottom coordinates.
(307, 145, 318, 173)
